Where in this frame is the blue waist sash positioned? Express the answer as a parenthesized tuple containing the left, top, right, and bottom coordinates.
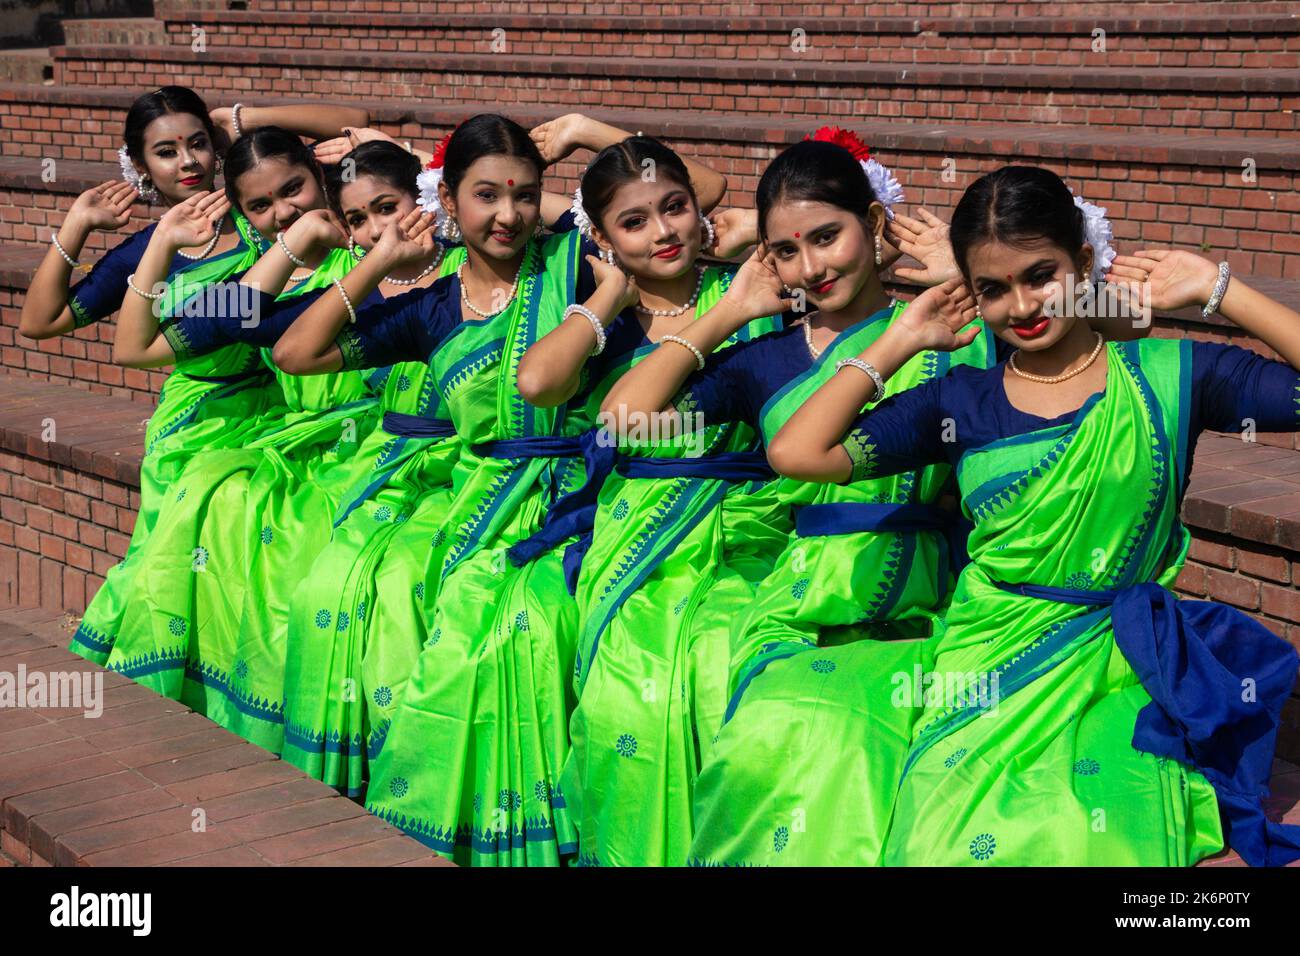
(475, 434, 774, 594)
(382, 412, 456, 439)
(615, 449, 775, 483)
(993, 579, 1300, 867)
(184, 365, 274, 385)
(796, 501, 973, 602)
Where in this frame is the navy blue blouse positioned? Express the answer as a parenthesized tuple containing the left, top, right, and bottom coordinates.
(673, 316, 1014, 431)
(67, 224, 197, 329)
(839, 341, 1300, 485)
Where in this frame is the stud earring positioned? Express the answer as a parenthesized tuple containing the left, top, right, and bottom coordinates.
(874, 234, 883, 267)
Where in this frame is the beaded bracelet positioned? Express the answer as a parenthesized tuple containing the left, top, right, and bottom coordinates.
(231, 102, 245, 138)
(661, 334, 705, 371)
(276, 231, 307, 268)
(565, 304, 606, 356)
(1202, 262, 1231, 319)
(333, 278, 357, 324)
(50, 232, 79, 268)
(835, 357, 886, 404)
(125, 273, 165, 301)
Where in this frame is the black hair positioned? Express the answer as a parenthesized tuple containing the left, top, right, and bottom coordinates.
(122, 86, 218, 164)
(949, 165, 1086, 278)
(756, 139, 878, 239)
(578, 135, 696, 233)
(324, 140, 422, 218)
(439, 113, 545, 196)
(223, 126, 326, 209)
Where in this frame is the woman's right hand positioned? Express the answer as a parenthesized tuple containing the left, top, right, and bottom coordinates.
(311, 126, 396, 165)
(156, 190, 230, 250)
(530, 113, 593, 165)
(68, 181, 138, 234)
(708, 208, 759, 259)
(282, 208, 349, 256)
(891, 277, 981, 353)
(371, 207, 438, 270)
(719, 243, 790, 322)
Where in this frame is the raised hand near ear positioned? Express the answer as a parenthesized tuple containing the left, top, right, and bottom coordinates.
(893, 277, 982, 352)
(157, 190, 230, 250)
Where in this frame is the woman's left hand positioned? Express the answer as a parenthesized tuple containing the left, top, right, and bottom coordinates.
(588, 253, 639, 312)
(1107, 249, 1220, 313)
(157, 190, 231, 250)
(886, 208, 959, 287)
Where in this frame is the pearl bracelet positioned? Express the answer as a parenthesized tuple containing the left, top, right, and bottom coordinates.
(835, 357, 886, 404)
(231, 102, 245, 138)
(333, 278, 357, 324)
(276, 231, 307, 268)
(126, 273, 165, 301)
(566, 304, 606, 356)
(661, 334, 706, 371)
(1202, 262, 1231, 319)
(50, 232, 79, 268)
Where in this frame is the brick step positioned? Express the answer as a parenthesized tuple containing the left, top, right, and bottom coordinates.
(0, 610, 455, 866)
(0, 49, 53, 86)
(46, 45, 1300, 138)
(2, 91, 1297, 278)
(62, 17, 169, 47)
(183, 0, 1300, 19)
(142, 7, 1300, 68)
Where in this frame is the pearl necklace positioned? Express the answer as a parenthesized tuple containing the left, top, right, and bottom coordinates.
(458, 252, 526, 319)
(1009, 332, 1105, 384)
(383, 245, 444, 287)
(177, 214, 224, 261)
(802, 312, 823, 360)
(635, 265, 704, 317)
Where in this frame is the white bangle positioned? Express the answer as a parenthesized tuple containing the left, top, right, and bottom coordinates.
(661, 334, 705, 371)
(1202, 262, 1231, 319)
(51, 232, 79, 268)
(126, 273, 166, 301)
(276, 231, 307, 268)
(231, 102, 245, 138)
(835, 357, 886, 404)
(333, 278, 357, 324)
(566, 304, 606, 356)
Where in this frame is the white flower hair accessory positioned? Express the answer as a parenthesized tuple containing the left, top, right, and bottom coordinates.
(415, 127, 459, 239)
(1072, 192, 1116, 283)
(805, 126, 904, 219)
(118, 145, 158, 203)
(863, 158, 905, 220)
(569, 186, 594, 239)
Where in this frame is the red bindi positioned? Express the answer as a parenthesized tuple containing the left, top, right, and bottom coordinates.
(794, 231, 800, 238)
(507, 179, 514, 186)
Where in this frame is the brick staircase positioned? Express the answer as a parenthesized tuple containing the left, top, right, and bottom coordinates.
(0, 1, 1299, 862)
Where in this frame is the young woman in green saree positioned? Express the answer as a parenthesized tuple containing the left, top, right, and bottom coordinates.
(601, 132, 1000, 865)
(274, 113, 640, 864)
(748, 164, 1300, 867)
(62, 93, 371, 667)
(510, 127, 787, 866)
(81, 129, 400, 751)
(276, 116, 725, 797)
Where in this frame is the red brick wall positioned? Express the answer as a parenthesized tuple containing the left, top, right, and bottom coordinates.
(0, 447, 138, 612)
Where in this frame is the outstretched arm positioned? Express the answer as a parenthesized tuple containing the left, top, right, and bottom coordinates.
(531, 113, 728, 214)
(19, 181, 138, 339)
(1110, 250, 1300, 370)
(517, 255, 639, 407)
(766, 278, 979, 483)
(273, 207, 435, 374)
(113, 190, 231, 368)
(211, 103, 370, 149)
(600, 245, 787, 434)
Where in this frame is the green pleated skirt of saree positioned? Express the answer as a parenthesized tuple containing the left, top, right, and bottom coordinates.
(691, 340, 1226, 866)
